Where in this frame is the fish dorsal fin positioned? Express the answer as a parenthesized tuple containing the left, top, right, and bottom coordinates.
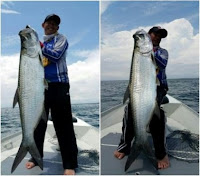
(123, 85, 129, 104)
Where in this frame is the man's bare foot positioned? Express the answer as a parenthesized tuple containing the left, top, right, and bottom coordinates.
(63, 169, 75, 175)
(158, 155, 170, 169)
(114, 150, 125, 160)
(25, 161, 36, 169)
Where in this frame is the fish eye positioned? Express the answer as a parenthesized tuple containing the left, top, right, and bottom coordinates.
(138, 34, 144, 38)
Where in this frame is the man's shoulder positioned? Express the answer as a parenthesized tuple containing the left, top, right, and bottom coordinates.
(158, 47, 168, 56)
(158, 47, 168, 53)
(56, 33, 67, 41)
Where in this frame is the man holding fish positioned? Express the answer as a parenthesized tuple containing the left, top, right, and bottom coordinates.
(25, 14, 78, 175)
(114, 26, 170, 170)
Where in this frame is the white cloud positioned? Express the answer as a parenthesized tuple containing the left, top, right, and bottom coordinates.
(101, 18, 199, 80)
(1, 49, 99, 108)
(1, 1, 20, 14)
(1, 53, 20, 108)
(1, 9, 20, 14)
(1, 1, 14, 8)
(101, 1, 113, 15)
(2, 35, 20, 47)
(69, 28, 90, 47)
(68, 49, 100, 104)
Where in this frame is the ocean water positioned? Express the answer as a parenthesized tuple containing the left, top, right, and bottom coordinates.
(101, 78, 199, 113)
(1, 103, 99, 138)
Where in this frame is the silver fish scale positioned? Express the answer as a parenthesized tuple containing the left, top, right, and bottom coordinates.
(11, 26, 45, 173)
(19, 53, 45, 144)
(130, 52, 156, 143)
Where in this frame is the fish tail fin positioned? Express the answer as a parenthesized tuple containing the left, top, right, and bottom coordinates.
(143, 141, 158, 170)
(11, 141, 28, 173)
(125, 142, 141, 172)
(29, 141, 43, 170)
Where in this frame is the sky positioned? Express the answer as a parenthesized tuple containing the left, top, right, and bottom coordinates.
(1, 1, 99, 107)
(101, 1, 199, 80)
(1, 1, 199, 107)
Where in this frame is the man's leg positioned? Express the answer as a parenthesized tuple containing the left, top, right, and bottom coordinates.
(149, 86, 169, 169)
(50, 83, 78, 171)
(114, 103, 134, 159)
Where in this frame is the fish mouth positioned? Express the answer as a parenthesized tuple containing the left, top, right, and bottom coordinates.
(19, 25, 39, 48)
(19, 25, 36, 37)
(140, 49, 152, 54)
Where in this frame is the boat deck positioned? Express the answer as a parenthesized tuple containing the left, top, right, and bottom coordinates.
(101, 95, 199, 175)
(1, 118, 99, 175)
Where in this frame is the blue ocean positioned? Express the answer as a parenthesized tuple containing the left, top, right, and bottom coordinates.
(101, 78, 199, 113)
(1, 78, 199, 138)
(1, 103, 99, 138)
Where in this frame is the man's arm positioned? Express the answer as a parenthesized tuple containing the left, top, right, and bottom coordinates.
(42, 36, 68, 63)
(154, 48, 168, 69)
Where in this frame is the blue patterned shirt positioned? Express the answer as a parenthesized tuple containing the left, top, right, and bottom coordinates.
(42, 33, 69, 83)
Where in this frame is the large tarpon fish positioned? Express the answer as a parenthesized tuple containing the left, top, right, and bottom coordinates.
(11, 26, 46, 173)
(123, 29, 160, 171)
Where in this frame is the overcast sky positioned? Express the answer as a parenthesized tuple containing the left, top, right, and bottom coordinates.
(101, 1, 199, 80)
(1, 1, 99, 108)
(1, 1, 199, 107)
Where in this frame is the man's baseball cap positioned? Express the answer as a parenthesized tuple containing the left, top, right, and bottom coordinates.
(148, 26, 168, 38)
(44, 14, 60, 25)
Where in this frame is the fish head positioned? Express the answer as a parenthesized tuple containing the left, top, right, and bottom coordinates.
(19, 26, 40, 57)
(133, 29, 153, 55)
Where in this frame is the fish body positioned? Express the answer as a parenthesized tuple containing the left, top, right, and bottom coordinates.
(11, 26, 46, 173)
(124, 29, 158, 171)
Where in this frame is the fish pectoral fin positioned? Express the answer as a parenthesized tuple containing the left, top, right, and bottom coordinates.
(29, 141, 43, 170)
(125, 142, 141, 172)
(154, 102, 161, 119)
(123, 86, 129, 104)
(11, 141, 28, 173)
(13, 88, 19, 108)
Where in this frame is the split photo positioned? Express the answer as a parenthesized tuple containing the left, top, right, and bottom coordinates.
(1, 1, 99, 175)
(101, 1, 199, 175)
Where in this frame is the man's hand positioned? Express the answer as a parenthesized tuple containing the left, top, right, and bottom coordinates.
(42, 57, 50, 67)
(40, 41, 50, 67)
(39, 41, 44, 48)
